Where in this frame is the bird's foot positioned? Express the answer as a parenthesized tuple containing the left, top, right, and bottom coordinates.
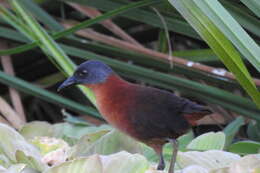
(157, 164, 165, 170)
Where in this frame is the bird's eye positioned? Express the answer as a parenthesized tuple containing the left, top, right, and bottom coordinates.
(78, 70, 88, 77)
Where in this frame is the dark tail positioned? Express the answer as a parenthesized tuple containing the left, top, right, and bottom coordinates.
(183, 104, 212, 126)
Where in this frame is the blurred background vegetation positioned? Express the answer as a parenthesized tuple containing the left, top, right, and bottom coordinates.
(0, 0, 259, 172)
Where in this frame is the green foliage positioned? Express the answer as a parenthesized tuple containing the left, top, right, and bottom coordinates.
(224, 117, 245, 147)
(228, 141, 260, 155)
(1, 122, 260, 173)
(247, 120, 260, 142)
(187, 132, 226, 151)
(169, 0, 260, 107)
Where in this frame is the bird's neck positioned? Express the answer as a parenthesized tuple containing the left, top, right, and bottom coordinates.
(85, 74, 128, 92)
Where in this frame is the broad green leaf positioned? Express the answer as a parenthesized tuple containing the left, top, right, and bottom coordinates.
(0, 123, 41, 162)
(177, 150, 240, 170)
(16, 150, 46, 172)
(187, 132, 225, 151)
(100, 151, 149, 173)
(20, 121, 54, 140)
(55, 123, 112, 140)
(169, 0, 260, 107)
(44, 155, 102, 173)
(70, 130, 110, 158)
(72, 129, 142, 157)
(223, 117, 244, 147)
(177, 131, 194, 151)
(228, 141, 260, 155)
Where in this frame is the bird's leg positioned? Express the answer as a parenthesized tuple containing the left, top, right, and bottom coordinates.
(168, 139, 178, 173)
(157, 150, 165, 170)
(151, 144, 165, 170)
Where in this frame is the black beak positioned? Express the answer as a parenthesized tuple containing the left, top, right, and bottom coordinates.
(57, 76, 77, 92)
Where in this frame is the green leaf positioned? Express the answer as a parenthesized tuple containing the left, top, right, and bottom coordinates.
(71, 130, 110, 159)
(16, 150, 46, 172)
(72, 129, 142, 157)
(169, 0, 260, 108)
(20, 121, 55, 140)
(0, 123, 42, 163)
(177, 150, 240, 170)
(187, 132, 226, 151)
(228, 141, 260, 155)
(240, 0, 260, 18)
(56, 123, 112, 140)
(99, 151, 149, 173)
(223, 117, 245, 147)
(221, 1, 260, 38)
(177, 131, 194, 151)
(247, 120, 260, 142)
(44, 155, 102, 173)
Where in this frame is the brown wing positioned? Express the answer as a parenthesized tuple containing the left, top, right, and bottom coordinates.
(127, 85, 210, 140)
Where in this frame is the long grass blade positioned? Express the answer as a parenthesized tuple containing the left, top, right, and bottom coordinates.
(240, 0, 260, 18)
(169, 0, 260, 108)
(0, 0, 160, 56)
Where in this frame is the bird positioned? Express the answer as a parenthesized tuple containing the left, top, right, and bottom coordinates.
(58, 60, 211, 173)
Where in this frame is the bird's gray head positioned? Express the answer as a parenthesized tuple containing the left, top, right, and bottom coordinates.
(58, 60, 113, 91)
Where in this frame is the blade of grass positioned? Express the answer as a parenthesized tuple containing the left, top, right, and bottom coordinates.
(221, 1, 260, 38)
(19, 0, 63, 31)
(62, 0, 200, 39)
(0, 71, 101, 119)
(0, 0, 160, 56)
(169, 0, 260, 108)
(240, 0, 260, 18)
(196, 0, 260, 72)
(7, 0, 96, 105)
(0, 26, 238, 89)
